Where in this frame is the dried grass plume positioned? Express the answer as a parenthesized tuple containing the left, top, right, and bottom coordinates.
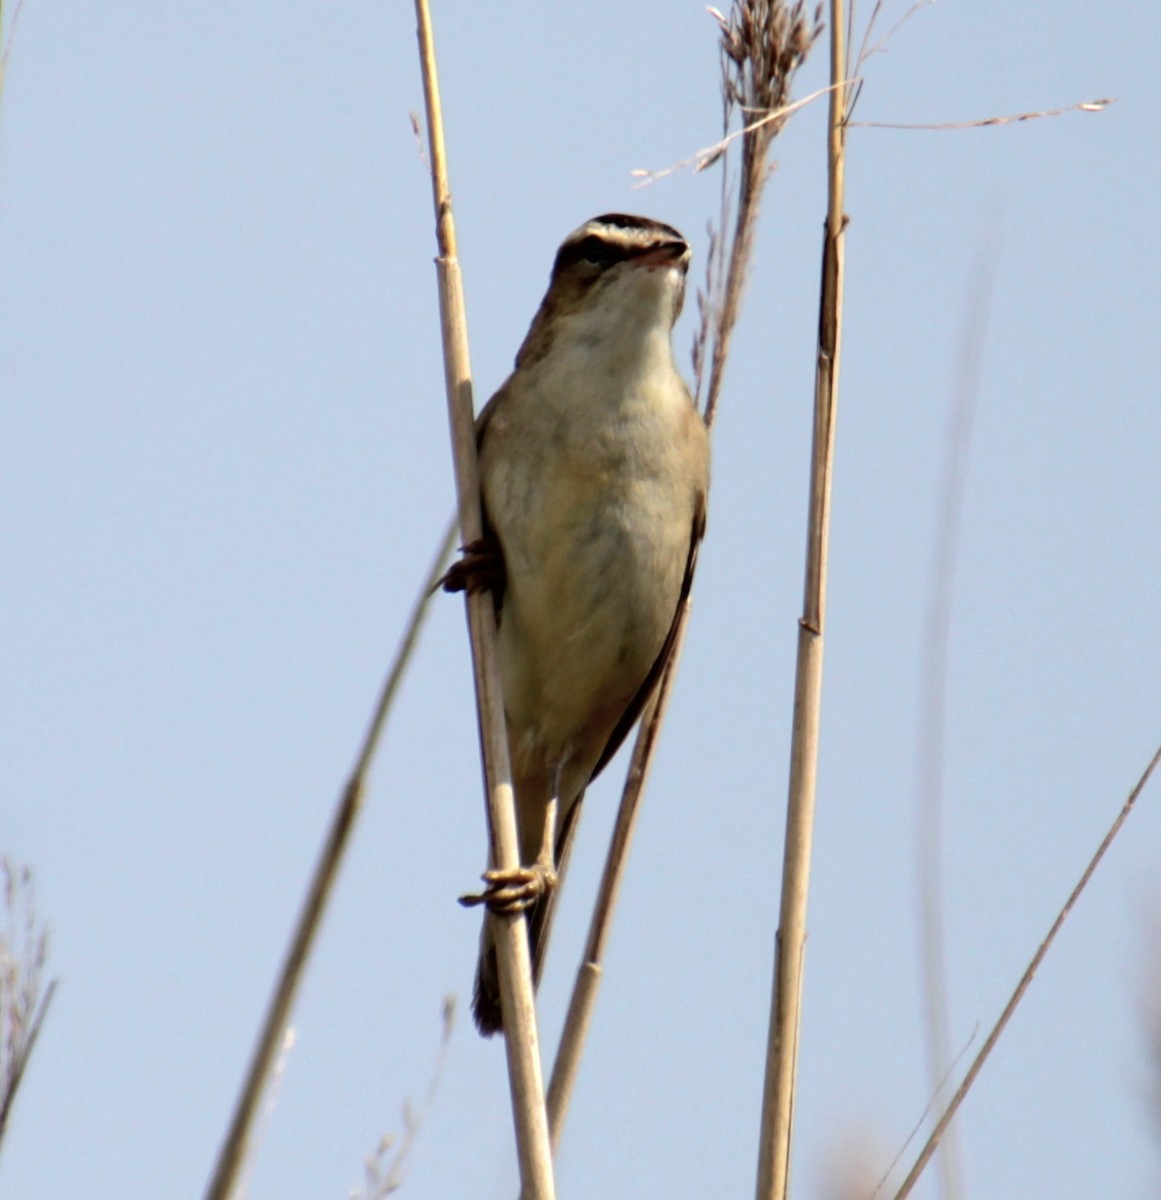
(0, 858, 55, 1152)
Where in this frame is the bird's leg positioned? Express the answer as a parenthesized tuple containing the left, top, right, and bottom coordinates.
(460, 787, 559, 915)
(438, 535, 506, 597)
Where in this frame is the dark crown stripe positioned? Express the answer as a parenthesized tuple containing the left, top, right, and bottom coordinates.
(551, 213, 688, 278)
(590, 213, 685, 242)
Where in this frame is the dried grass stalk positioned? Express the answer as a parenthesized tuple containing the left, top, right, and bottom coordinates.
(755, 1, 846, 1197)
(0, 859, 55, 1153)
(412, 3, 555, 1197)
(352, 997, 456, 1200)
(700, 0, 823, 425)
(892, 742, 1161, 1199)
(545, 608, 690, 1150)
(914, 242, 1000, 1200)
(201, 518, 456, 1200)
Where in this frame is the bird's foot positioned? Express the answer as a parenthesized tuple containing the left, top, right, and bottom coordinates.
(439, 536, 506, 596)
(459, 862, 558, 915)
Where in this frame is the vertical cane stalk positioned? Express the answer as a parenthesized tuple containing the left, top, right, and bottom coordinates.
(754, 3, 847, 1198)
(413, 4, 556, 1197)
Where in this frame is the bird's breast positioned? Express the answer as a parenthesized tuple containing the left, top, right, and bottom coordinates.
(481, 364, 703, 764)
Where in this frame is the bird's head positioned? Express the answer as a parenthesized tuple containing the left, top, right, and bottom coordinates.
(516, 214, 690, 368)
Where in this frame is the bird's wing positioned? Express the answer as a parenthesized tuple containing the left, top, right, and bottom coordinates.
(473, 386, 508, 615)
(438, 386, 510, 610)
(588, 490, 706, 783)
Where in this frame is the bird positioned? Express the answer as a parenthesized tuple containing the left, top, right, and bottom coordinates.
(443, 212, 710, 1036)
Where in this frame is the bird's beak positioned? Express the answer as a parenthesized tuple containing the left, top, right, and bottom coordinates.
(636, 240, 690, 271)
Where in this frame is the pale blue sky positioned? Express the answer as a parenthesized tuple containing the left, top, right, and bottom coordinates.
(2, 3, 1160, 1198)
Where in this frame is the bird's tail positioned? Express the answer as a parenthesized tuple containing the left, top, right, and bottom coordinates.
(473, 795, 583, 1037)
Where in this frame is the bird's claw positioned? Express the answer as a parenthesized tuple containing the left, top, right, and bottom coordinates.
(459, 863, 558, 914)
(439, 536, 506, 596)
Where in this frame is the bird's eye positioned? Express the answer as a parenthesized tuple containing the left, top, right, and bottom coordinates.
(576, 236, 622, 268)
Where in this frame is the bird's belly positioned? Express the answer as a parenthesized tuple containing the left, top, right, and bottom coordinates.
(497, 464, 688, 768)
